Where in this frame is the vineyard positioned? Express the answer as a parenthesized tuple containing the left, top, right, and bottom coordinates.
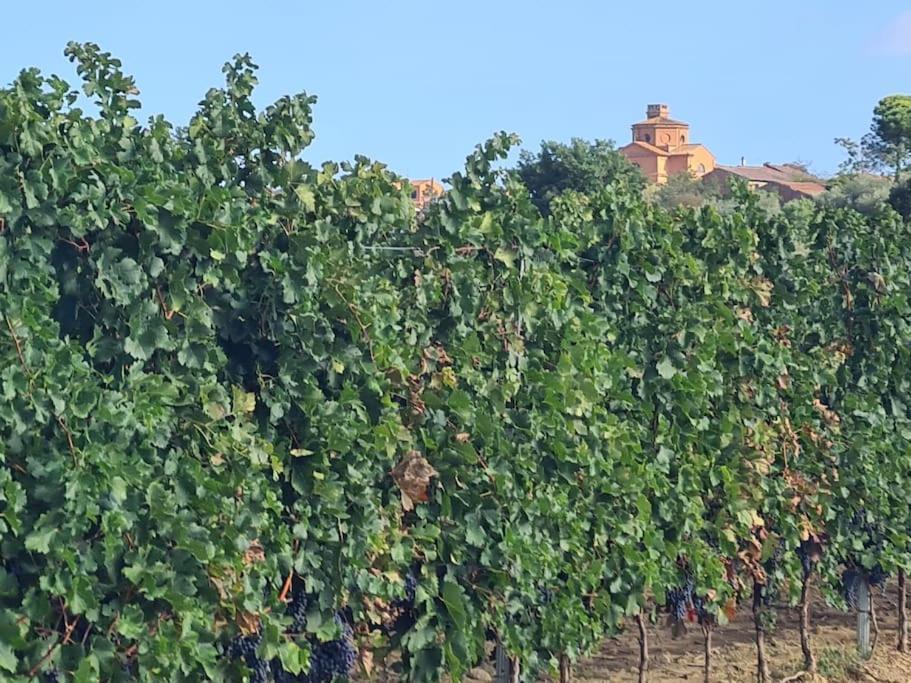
(2, 45, 911, 682)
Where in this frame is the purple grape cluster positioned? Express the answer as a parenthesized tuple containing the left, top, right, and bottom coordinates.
(403, 568, 417, 604)
(761, 541, 785, 607)
(300, 613, 357, 683)
(224, 587, 355, 683)
(666, 574, 697, 622)
(666, 585, 690, 621)
(870, 564, 888, 587)
(388, 568, 420, 636)
(227, 631, 270, 683)
(842, 564, 889, 609)
(666, 575, 710, 625)
(796, 542, 814, 577)
(288, 590, 309, 634)
(842, 567, 861, 608)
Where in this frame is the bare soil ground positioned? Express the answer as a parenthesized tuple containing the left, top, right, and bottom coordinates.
(371, 582, 911, 682)
(563, 582, 911, 683)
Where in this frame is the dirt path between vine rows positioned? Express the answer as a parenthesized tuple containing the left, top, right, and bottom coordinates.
(370, 582, 911, 682)
(562, 581, 911, 682)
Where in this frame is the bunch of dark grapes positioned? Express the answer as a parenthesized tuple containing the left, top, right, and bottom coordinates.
(227, 630, 270, 683)
(763, 541, 785, 570)
(869, 564, 888, 587)
(391, 566, 418, 611)
(388, 568, 420, 635)
(43, 670, 60, 683)
(842, 567, 861, 608)
(850, 509, 886, 554)
(761, 541, 785, 607)
(666, 574, 713, 626)
(287, 590, 310, 635)
(665, 585, 690, 621)
(667, 574, 696, 623)
(841, 564, 889, 610)
(537, 586, 553, 606)
(301, 613, 357, 683)
(796, 543, 814, 578)
(403, 569, 417, 605)
(272, 659, 297, 683)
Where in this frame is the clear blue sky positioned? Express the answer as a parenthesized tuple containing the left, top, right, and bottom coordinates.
(2, 1, 910, 179)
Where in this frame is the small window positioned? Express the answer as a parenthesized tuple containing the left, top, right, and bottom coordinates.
(681, 135, 686, 143)
(697, 163, 706, 174)
(644, 133, 651, 143)
(411, 190, 418, 199)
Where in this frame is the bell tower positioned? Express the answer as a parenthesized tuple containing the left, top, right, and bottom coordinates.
(631, 104, 689, 151)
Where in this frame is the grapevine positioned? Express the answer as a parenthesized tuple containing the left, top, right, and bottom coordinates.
(1, 43, 911, 682)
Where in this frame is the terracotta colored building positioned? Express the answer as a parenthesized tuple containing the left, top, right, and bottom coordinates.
(409, 179, 444, 210)
(702, 163, 827, 201)
(619, 104, 716, 184)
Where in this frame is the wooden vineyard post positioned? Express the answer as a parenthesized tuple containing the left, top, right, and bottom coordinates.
(899, 569, 908, 652)
(495, 641, 519, 683)
(495, 641, 508, 683)
(857, 576, 871, 659)
(752, 580, 770, 683)
(559, 653, 571, 683)
(637, 611, 649, 683)
(702, 622, 712, 683)
(798, 569, 817, 674)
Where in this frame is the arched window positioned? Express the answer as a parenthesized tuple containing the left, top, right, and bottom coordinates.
(644, 133, 651, 143)
(681, 134, 686, 144)
(697, 163, 706, 174)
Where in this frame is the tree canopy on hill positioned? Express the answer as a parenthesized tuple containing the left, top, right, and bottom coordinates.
(873, 95, 911, 180)
(835, 94, 911, 181)
(514, 138, 645, 214)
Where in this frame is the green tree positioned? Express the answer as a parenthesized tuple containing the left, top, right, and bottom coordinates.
(645, 171, 711, 210)
(890, 177, 911, 220)
(514, 138, 644, 215)
(818, 173, 892, 216)
(873, 95, 911, 180)
(837, 95, 911, 180)
(834, 136, 889, 175)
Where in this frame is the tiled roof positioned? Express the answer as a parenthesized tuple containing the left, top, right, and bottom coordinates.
(710, 166, 827, 197)
(411, 179, 443, 189)
(669, 143, 708, 155)
(714, 164, 819, 183)
(620, 141, 670, 156)
(622, 141, 709, 157)
(632, 117, 689, 127)
(714, 165, 784, 182)
(779, 181, 827, 197)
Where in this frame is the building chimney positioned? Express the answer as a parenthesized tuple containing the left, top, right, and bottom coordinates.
(646, 104, 668, 119)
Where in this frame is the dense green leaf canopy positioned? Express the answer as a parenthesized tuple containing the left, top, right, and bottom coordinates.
(2, 46, 911, 682)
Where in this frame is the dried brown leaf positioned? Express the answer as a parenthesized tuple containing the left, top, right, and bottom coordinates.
(237, 611, 260, 636)
(392, 451, 438, 508)
(243, 539, 265, 567)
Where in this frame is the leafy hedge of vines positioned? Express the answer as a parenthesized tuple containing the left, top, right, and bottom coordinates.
(1, 45, 911, 681)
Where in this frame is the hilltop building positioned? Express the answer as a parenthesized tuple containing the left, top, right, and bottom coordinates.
(409, 179, 444, 210)
(618, 104, 716, 184)
(703, 163, 826, 201)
